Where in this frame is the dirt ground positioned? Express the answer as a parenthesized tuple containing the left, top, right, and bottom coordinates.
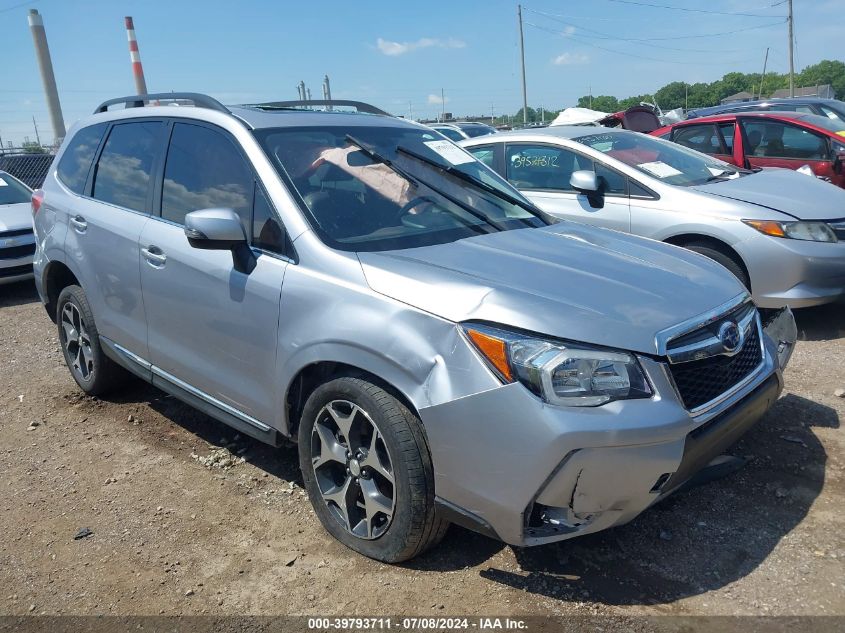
(1, 280, 843, 619)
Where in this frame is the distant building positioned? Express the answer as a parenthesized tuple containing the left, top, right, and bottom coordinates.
(721, 91, 757, 105)
(770, 84, 835, 99)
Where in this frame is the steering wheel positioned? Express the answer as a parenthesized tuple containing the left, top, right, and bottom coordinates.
(397, 196, 436, 218)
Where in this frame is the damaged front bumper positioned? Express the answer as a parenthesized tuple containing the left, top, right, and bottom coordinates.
(421, 318, 791, 547)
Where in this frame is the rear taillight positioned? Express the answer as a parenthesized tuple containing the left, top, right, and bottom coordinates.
(31, 189, 44, 216)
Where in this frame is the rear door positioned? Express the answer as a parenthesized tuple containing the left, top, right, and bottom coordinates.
(739, 117, 836, 180)
(64, 119, 166, 360)
(501, 142, 630, 231)
(139, 120, 289, 425)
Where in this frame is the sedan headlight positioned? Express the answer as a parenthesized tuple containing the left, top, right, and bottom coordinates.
(462, 324, 652, 407)
(743, 219, 838, 243)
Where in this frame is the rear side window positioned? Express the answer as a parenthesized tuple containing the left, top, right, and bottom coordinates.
(56, 123, 106, 194)
(161, 123, 252, 226)
(92, 121, 163, 213)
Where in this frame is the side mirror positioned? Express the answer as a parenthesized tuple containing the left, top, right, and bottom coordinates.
(570, 170, 604, 209)
(184, 208, 255, 274)
(570, 170, 600, 193)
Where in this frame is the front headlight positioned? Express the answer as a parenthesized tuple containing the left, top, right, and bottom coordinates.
(462, 324, 652, 407)
(743, 219, 838, 243)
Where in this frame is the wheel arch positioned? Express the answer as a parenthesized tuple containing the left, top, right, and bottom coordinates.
(663, 233, 751, 291)
(42, 260, 81, 323)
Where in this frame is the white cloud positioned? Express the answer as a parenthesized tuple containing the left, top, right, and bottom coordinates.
(427, 94, 450, 105)
(553, 52, 589, 66)
(376, 37, 466, 56)
(563, 26, 576, 36)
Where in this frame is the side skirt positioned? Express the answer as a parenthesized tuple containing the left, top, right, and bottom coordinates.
(100, 337, 283, 447)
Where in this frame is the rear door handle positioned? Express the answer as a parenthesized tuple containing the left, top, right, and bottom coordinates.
(70, 215, 87, 233)
(141, 246, 167, 268)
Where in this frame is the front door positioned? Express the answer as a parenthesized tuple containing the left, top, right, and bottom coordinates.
(502, 142, 631, 232)
(139, 121, 290, 424)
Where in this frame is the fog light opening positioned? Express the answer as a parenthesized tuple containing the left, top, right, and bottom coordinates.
(650, 472, 673, 493)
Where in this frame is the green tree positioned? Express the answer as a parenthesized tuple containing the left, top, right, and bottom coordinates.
(576, 95, 619, 111)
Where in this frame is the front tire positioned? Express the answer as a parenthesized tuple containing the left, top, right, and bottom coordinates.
(298, 376, 447, 562)
(685, 242, 750, 289)
(57, 285, 128, 396)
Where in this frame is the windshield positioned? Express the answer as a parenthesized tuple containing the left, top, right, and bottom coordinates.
(0, 172, 32, 205)
(255, 125, 546, 251)
(574, 130, 741, 187)
(800, 113, 845, 134)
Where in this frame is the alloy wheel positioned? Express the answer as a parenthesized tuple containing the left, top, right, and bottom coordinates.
(310, 400, 395, 539)
(61, 302, 94, 381)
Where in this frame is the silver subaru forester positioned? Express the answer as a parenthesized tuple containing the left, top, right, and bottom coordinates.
(32, 93, 796, 562)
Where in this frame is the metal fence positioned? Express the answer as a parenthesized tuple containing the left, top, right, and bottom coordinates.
(0, 150, 55, 189)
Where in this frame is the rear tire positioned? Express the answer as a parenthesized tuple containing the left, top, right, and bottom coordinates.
(685, 242, 750, 289)
(298, 376, 447, 562)
(56, 285, 128, 396)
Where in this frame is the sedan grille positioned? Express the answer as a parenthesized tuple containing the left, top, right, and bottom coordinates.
(669, 326, 762, 410)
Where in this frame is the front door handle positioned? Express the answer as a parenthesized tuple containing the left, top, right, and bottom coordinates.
(141, 246, 167, 268)
(70, 215, 87, 233)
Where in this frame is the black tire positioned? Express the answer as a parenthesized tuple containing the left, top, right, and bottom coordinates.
(685, 242, 750, 289)
(56, 285, 129, 396)
(298, 376, 448, 562)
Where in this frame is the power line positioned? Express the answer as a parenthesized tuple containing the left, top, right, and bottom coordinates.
(599, 0, 786, 18)
(0, 0, 39, 14)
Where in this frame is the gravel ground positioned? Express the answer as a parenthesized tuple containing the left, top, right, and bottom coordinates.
(0, 280, 843, 618)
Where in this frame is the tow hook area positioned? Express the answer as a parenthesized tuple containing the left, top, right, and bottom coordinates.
(762, 306, 797, 370)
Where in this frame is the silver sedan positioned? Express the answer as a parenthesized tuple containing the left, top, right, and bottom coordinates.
(461, 128, 845, 308)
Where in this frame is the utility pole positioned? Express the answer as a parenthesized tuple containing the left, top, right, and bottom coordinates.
(589, 84, 592, 109)
(491, 103, 495, 125)
(788, 0, 795, 98)
(685, 83, 688, 110)
(758, 47, 770, 99)
(408, 101, 413, 120)
(518, 4, 528, 125)
(441, 87, 445, 121)
(540, 105, 544, 124)
(32, 116, 41, 146)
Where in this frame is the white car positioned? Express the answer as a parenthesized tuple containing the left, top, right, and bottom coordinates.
(0, 170, 35, 285)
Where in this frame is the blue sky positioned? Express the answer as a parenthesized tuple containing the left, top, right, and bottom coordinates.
(0, 0, 841, 144)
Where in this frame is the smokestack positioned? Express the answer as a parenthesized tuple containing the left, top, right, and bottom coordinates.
(297, 81, 306, 100)
(322, 75, 332, 110)
(27, 9, 65, 144)
(306, 88, 312, 101)
(125, 17, 148, 95)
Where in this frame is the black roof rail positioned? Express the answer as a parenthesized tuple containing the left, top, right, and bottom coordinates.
(94, 92, 230, 115)
(245, 100, 390, 116)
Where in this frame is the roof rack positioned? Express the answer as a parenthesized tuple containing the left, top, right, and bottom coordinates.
(94, 92, 229, 115)
(245, 100, 390, 116)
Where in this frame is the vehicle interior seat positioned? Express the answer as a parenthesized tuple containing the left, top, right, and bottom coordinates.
(764, 138, 785, 157)
(746, 130, 763, 155)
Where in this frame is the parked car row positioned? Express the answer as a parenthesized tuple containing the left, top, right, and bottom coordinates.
(0, 170, 36, 285)
(8, 93, 800, 565)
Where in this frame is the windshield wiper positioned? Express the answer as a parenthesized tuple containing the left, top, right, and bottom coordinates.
(345, 135, 419, 187)
(396, 145, 551, 223)
(346, 135, 503, 232)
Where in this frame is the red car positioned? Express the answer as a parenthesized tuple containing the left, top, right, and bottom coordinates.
(652, 111, 845, 189)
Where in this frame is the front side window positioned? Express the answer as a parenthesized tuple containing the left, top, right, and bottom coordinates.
(574, 130, 740, 187)
(92, 121, 163, 213)
(255, 125, 545, 252)
(56, 123, 107, 194)
(673, 124, 722, 155)
(506, 143, 592, 191)
(161, 123, 253, 226)
(741, 120, 829, 160)
(468, 145, 495, 168)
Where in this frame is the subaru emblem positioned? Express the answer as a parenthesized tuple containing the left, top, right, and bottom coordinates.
(718, 321, 742, 353)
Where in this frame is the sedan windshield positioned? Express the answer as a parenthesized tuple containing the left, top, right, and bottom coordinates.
(460, 124, 497, 138)
(0, 172, 32, 205)
(255, 125, 546, 251)
(799, 113, 845, 135)
(574, 130, 742, 187)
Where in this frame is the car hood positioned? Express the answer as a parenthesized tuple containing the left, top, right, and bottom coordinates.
(691, 169, 845, 220)
(0, 202, 33, 232)
(358, 223, 745, 356)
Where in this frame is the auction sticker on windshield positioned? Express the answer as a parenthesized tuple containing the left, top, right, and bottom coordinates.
(638, 161, 682, 179)
(424, 140, 475, 165)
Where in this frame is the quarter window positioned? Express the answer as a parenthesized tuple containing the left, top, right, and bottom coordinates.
(92, 122, 163, 213)
(742, 120, 828, 160)
(673, 124, 722, 155)
(468, 145, 495, 168)
(252, 185, 286, 253)
(56, 123, 107, 194)
(161, 123, 253, 226)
